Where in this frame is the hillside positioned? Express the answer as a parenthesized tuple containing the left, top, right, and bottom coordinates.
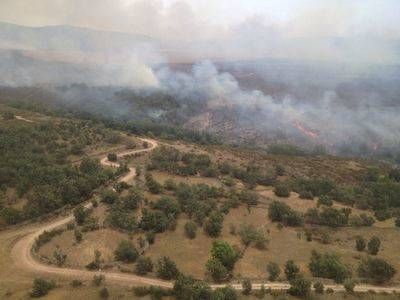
(0, 103, 400, 299)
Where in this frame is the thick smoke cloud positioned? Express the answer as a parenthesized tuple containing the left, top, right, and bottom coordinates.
(156, 61, 400, 153)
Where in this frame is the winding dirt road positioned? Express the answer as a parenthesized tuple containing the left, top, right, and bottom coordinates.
(9, 136, 400, 293)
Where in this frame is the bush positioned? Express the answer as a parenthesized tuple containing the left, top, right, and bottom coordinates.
(210, 240, 239, 271)
(114, 240, 139, 263)
(73, 204, 87, 225)
(135, 257, 153, 275)
(74, 229, 83, 243)
(101, 189, 119, 205)
(317, 195, 333, 207)
(267, 262, 280, 281)
(242, 279, 252, 295)
(156, 256, 179, 280)
(145, 231, 155, 244)
(355, 236, 366, 251)
(274, 184, 290, 197)
(313, 281, 324, 294)
(184, 221, 197, 239)
(308, 250, 351, 283)
(358, 257, 396, 284)
(395, 217, 400, 227)
(92, 275, 105, 286)
(299, 190, 314, 200)
(284, 260, 300, 281)
(238, 223, 267, 249)
(133, 286, 150, 297)
(367, 236, 381, 255)
(268, 201, 303, 227)
(204, 211, 224, 237)
(206, 258, 228, 282)
(212, 286, 237, 300)
(173, 275, 212, 300)
(86, 250, 102, 271)
(107, 153, 118, 162)
(374, 210, 391, 221)
(70, 279, 83, 288)
(30, 278, 55, 298)
(99, 287, 109, 299)
(288, 274, 311, 297)
(344, 279, 355, 293)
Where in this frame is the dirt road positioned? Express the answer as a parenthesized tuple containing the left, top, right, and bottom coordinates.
(9, 136, 400, 293)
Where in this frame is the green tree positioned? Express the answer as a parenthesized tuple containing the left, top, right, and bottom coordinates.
(212, 286, 237, 300)
(267, 262, 280, 281)
(204, 211, 224, 237)
(135, 257, 153, 275)
(308, 250, 351, 283)
(367, 236, 381, 255)
(53, 247, 67, 266)
(184, 221, 197, 239)
(74, 228, 83, 243)
(318, 195, 333, 207)
(73, 204, 87, 225)
(156, 256, 179, 280)
(107, 153, 117, 162)
(30, 278, 55, 298)
(343, 279, 355, 293)
(288, 274, 311, 297)
(285, 260, 300, 281)
(114, 240, 139, 263)
(173, 275, 212, 300)
(210, 240, 239, 271)
(358, 257, 396, 284)
(355, 236, 366, 251)
(101, 189, 119, 205)
(274, 183, 290, 197)
(206, 258, 228, 282)
(313, 281, 324, 294)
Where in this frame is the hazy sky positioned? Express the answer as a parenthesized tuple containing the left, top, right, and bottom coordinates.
(0, 0, 399, 37)
(0, 0, 399, 63)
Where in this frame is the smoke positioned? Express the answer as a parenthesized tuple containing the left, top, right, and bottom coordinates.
(155, 61, 400, 153)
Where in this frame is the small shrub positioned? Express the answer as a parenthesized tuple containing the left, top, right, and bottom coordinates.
(284, 260, 300, 281)
(92, 274, 105, 286)
(367, 236, 381, 255)
(242, 279, 252, 295)
(274, 184, 290, 197)
(114, 240, 139, 263)
(288, 274, 311, 297)
(344, 279, 355, 293)
(267, 262, 280, 281)
(133, 286, 150, 296)
(70, 280, 83, 288)
(184, 221, 197, 239)
(313, 281, 324, 294)
(30, 278, 55, 298)
(156, 256, 179, 280)
(355, 236, 366, 252)
(99, 287, 109, 299)
(107, 153, 118, 162)
(135, 257, 153, 275)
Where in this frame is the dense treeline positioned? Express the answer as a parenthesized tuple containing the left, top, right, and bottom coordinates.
(1, 91, 219, 146)
(0, 119, 114, 225)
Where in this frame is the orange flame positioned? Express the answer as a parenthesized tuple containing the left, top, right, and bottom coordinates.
(293, 120, 318, 139)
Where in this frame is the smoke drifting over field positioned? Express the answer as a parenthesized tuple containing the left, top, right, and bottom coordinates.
(0, 0, 399, 156)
